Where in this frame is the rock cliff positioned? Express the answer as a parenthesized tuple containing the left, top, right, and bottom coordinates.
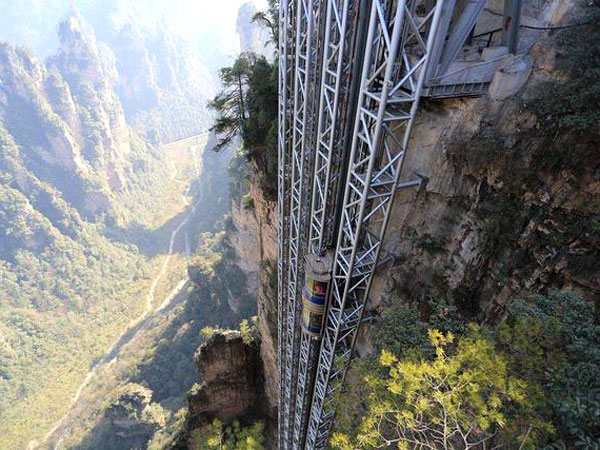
(236, 3, 275, 60)
(227, 0, 600, 428)
(362, 2, 599, 340)
(187, 332, 262, 428)
(228, 173, 279, 415)
(0, 12, 169, 221)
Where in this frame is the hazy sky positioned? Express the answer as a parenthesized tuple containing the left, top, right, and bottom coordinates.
(0, 0, 268, 61)
(173, 0, 268, 35)
(164, 0, 269, 61)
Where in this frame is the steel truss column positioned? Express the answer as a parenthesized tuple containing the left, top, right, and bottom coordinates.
(291, 0, 355, 448)
(307, 0, 352, 256)
(283, 0, 323, 446)
(292, 331, 319, 449)
(304, 1, 444, 448)
(278, 1, 296, 449)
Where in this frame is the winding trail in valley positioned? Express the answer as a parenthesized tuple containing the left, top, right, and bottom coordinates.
(31, 135, 208, 450)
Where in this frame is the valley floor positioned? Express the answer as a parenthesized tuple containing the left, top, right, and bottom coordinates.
(10, 134, 209, 450)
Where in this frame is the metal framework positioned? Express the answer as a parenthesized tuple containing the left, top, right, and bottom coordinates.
(307, 0, 352, 256)
(276, 0, 516, 448)
(283, 0, 323, 446)
(305, 1, 444, 448)
(277, 1, 296, 449)
(291, 0, 358, 448)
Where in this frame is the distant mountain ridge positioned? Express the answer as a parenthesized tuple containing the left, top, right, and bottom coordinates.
(108, 19, 215, 144)
(0, 0, 217, 145)
(0, 12, 178, 446)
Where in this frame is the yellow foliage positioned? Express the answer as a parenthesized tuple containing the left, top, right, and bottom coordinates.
(331, 327, 550, 449)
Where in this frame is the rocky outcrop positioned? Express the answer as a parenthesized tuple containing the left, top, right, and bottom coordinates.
(105, 384, 166, 445)
(228, 175, 278, 414)
(187, 331, 262, 428)
(50, 13, 132, 176)
(0, 42, 92, 211)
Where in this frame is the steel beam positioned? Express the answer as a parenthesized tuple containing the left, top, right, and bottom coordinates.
(304, 1, 445, 448)
(278, 1, 296, 449)
(424, 0, 456, 81)
(283, 0, 323, 447)
(291, 0, 359, 444)
(436, 0, 486, 76)
(307, 0, 352, 257)
(502, 0, 523, 53)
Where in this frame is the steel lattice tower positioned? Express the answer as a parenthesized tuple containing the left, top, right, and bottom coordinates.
(305, 2, 445, 447)
(277, 1, 296, 449)
(276, 0, 518, 448)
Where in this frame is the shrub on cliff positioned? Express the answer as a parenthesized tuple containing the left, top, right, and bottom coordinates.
(332, 328, 550, 450)
(336, 292, 600, 448)
(192, 419, 265, 449)
(532, 1, 600, 134)
(498, 292, 600, 448)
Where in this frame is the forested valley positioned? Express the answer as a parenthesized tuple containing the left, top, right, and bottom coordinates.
(0, 1, 271, 447)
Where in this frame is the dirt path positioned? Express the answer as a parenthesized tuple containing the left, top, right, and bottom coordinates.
(30, 137, 207, 449)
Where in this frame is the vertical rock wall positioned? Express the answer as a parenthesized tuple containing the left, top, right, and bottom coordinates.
(187, 332, 262, 427)
(228, 175, 278, 415)
(226, 0, 599, 432)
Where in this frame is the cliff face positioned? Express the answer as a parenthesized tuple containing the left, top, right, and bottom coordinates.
(228, 174, 279, 414)
(0, 12, 168, 220)
(236, 2, 275, 60)
(186, 331, 262, 430)
(228, 0, 599, 424)
(50, 14, 132, 191)
(362, 5, 599, 339)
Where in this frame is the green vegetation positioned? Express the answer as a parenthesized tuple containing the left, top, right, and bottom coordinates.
(240, 316, 259, 345)
(190, 419, 265, 449)
(242, 192, 255, 210)
(372, 299, 467, 359)
(251, 0, 278, 44)
(0, 39, 200, 445)
(189, 232, 226, 283)
(0, 123, 158, 445)
(148, 408, 188, 450)
(0, 6, 257, 448)
(107, 383, 168, 429)
(131, 90, 212, 145)
(209, 52, 278, 198)
(187, 232, 250, 320)
(228, 146, 251, 201)
(333, 329, 549, 449)
(335, 292, 600, 448)
(498, 292, 600, 448)
(189, 232, 245, 284)
(531, 1, 600, 134)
